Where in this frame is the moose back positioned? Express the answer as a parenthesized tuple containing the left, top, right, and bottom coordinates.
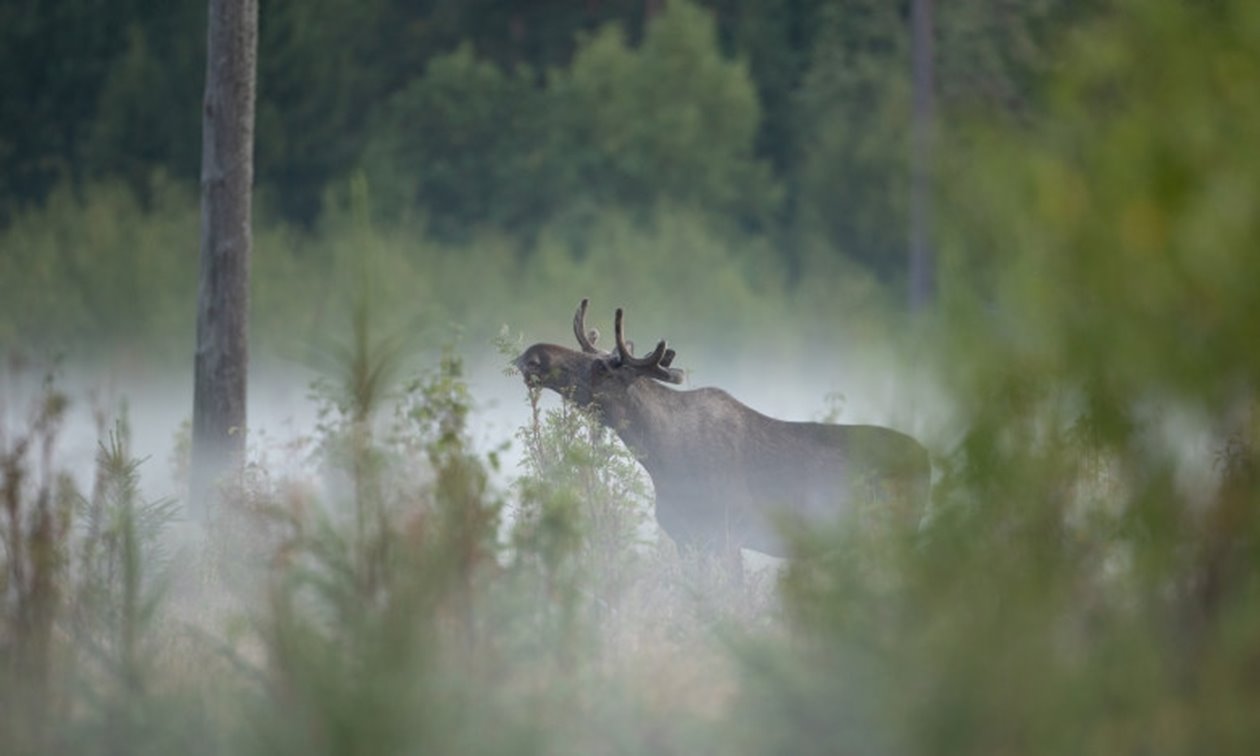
(515, 300, 929, 557)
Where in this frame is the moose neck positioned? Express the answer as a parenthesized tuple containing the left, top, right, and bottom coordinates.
(595, 377, 680, 469)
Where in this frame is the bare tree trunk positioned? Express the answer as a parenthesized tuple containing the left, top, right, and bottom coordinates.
(908, 0, 935, 311)
(191, 0, 257, 517)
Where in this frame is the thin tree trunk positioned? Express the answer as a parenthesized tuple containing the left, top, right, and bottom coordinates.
(909, 0, 935, 311)
(191, 0, 257, 517)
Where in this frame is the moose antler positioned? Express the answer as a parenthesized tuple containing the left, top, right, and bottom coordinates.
(614, 308, 683, 384)
(573, 298, 602, 354)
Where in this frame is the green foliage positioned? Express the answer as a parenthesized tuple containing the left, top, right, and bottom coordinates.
(791, 0, 1066, 279)
(1, 373, 201, 755)
(944, 0, 1260, 409)
(2, 294, 781, 754)
(238, 336, 529, 754)
(69, 421, 193, 756)
(512, 384, 652, 613)
(0, 0, 1097, 290)
(255, 0, 400, 223)
(85, 12, 205, 195)
(549, 0, 779, 224)
(0, 0, 145, 220)
(708, 0, 821, 174)
(206, 312, 761, 755)
(361, 43, 555, 237)
(0, 173, 897, 370)
(362, 1, 778, 236)
(743, 1, 1260, 754)
(0, 177, 199, 365)
(1, 374, 75, 754)
(792, 0, 911, 278)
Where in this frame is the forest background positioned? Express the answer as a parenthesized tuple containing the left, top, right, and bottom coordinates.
(1, 0, 1084, 365)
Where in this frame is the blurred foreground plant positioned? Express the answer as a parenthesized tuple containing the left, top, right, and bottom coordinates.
(736, 1, 1260, 754)
(237, 316, 764, 754)
(1, 370, 197, 755)
(237, 328, 529, 753)
(1, 372, 74, 753)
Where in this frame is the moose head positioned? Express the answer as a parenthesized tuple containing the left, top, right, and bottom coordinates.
(515, 298, 683, 411)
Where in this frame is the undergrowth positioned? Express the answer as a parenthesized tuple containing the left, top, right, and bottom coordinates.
(0, 312, 777, 756)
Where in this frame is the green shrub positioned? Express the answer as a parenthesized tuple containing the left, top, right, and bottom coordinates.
(551, 0, 779, 223)
(738, 1, 1260, 754)
(0, 177, 197, 364)
(360, 43, 556, 237)
(1, 372, 210, 755)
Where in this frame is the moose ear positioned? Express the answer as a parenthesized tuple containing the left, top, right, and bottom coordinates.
(590, 358, 613, 378)
(661, 367, 685, 385)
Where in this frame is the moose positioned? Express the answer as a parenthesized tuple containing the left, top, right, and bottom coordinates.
(515, 299, 930, 558)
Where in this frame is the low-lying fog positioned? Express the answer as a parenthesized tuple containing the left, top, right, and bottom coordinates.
(7, 333, 945, 519)
(9, 319, 1225, 546)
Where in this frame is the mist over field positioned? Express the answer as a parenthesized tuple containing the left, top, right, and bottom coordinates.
(10, 325, 932, 522)
(5, 1, 1260, 754)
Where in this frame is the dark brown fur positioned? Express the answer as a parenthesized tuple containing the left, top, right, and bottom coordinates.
(516, 301, 929, 557)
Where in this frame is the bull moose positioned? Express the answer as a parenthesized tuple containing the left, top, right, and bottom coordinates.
(515, 299, 930, 558)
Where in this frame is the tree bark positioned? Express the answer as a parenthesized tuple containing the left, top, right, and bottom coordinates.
(191, 0, 257, 517)
(909, 0, 935, 311)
